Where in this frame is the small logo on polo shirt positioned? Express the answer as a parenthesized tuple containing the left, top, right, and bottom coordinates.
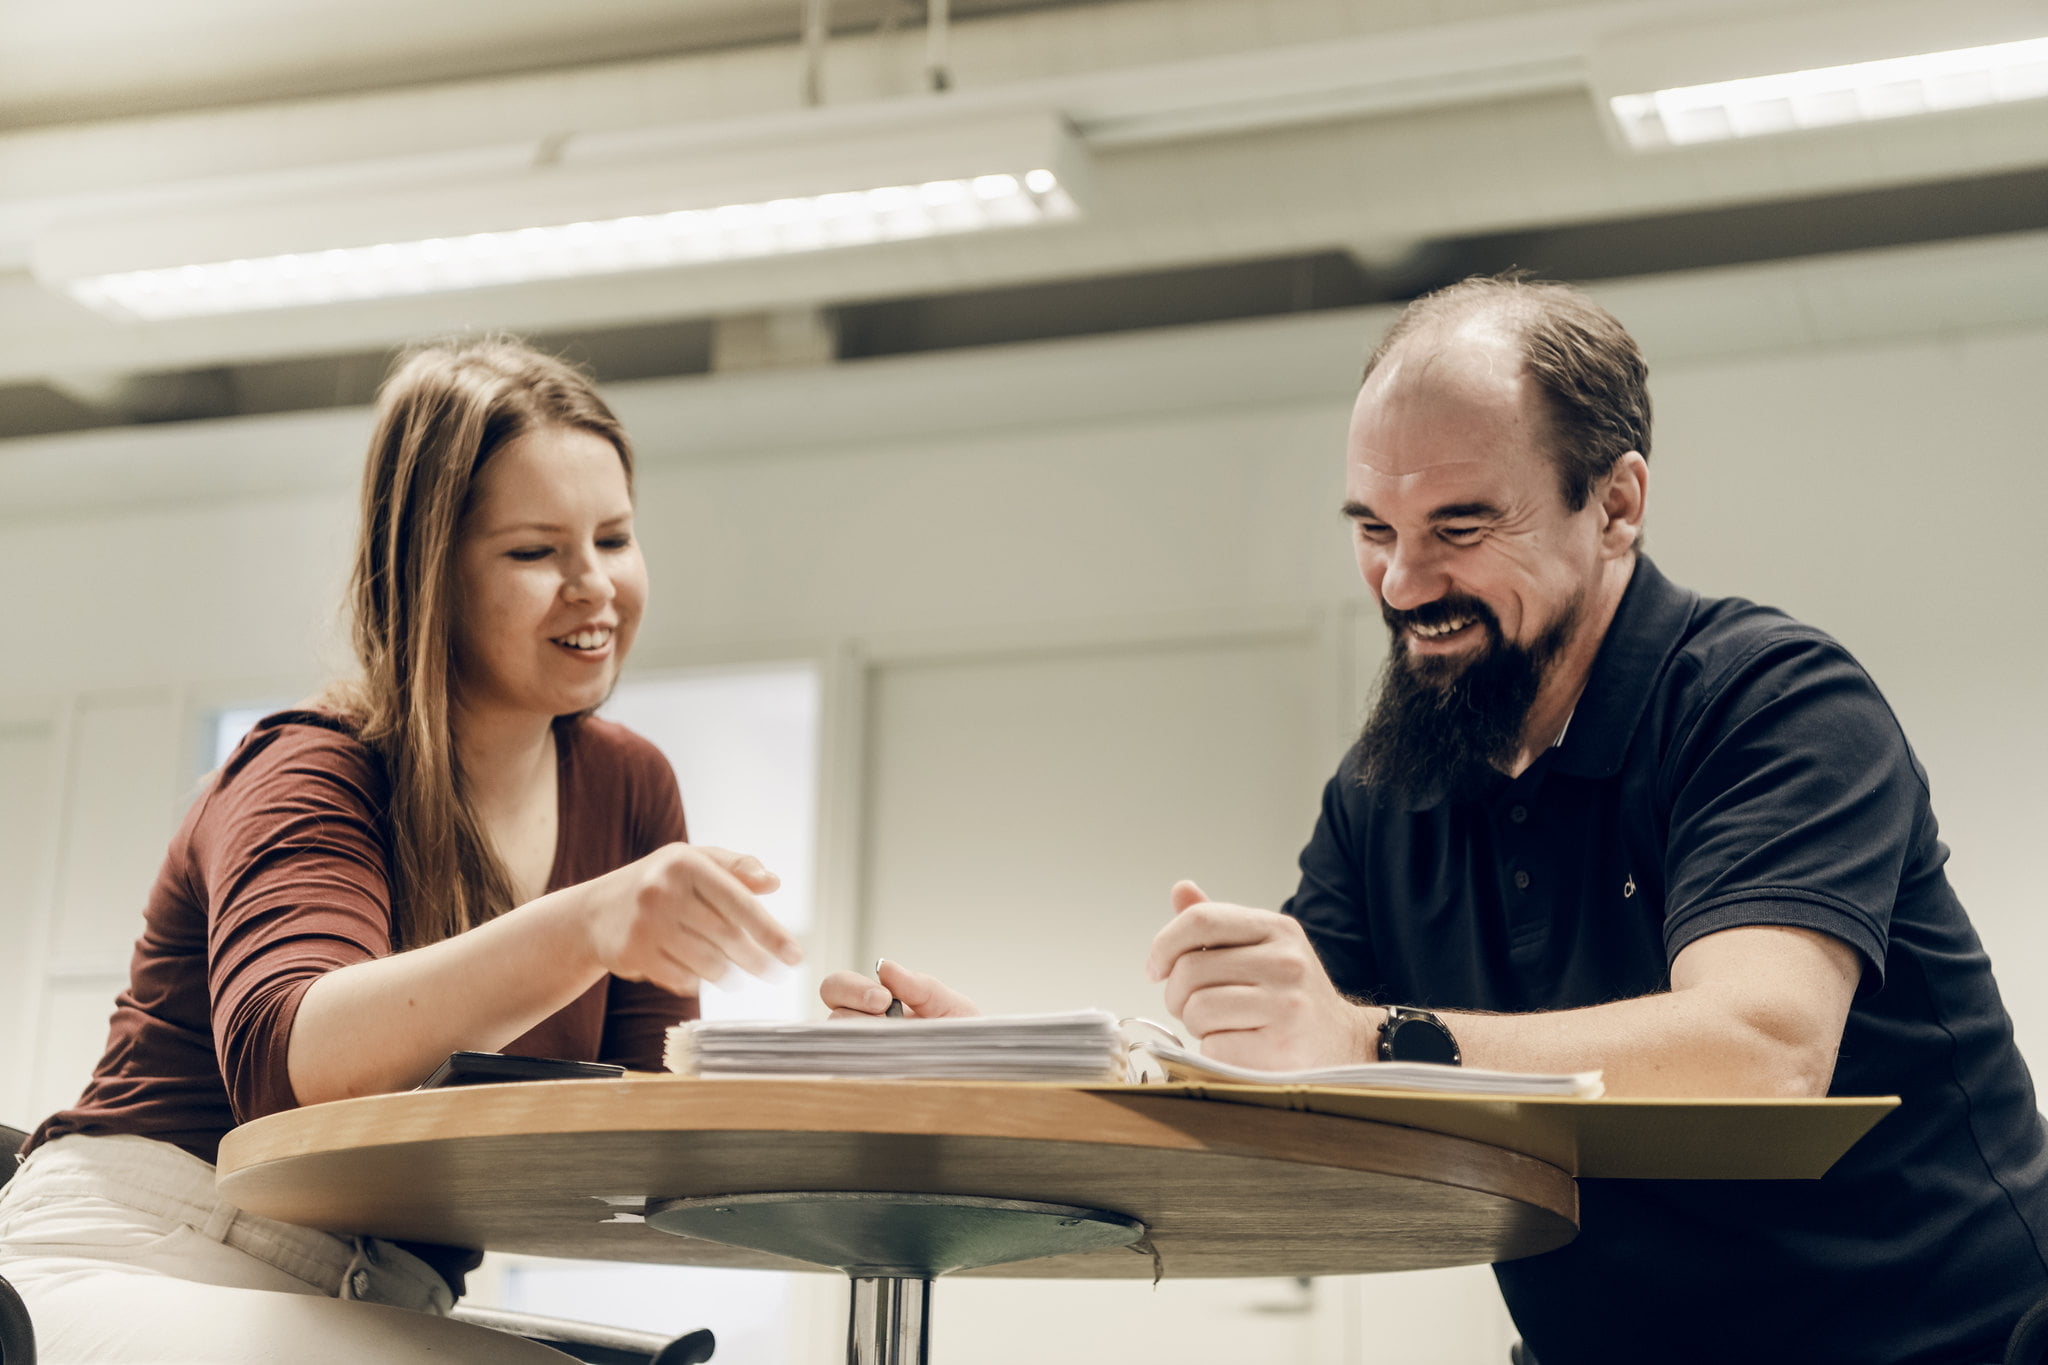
(1622, 874, 1637, 899)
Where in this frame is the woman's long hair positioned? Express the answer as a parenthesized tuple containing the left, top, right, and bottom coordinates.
(320, 338, 635, 951)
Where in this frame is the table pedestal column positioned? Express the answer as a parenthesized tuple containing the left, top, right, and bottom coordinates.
(849, 1275, 931, 1365)
(646, 1191, 1145, 1365)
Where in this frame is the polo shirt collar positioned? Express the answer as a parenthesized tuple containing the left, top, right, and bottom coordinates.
(1549, 553, 1698, 780)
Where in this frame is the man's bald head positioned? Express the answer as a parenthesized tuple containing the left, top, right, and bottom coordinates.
(1361, 276, 1651, 511)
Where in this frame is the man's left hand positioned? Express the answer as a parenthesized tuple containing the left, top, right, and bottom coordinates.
(1145, 880, 1380, 1071)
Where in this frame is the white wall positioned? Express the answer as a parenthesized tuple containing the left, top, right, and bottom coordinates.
(5, 261, 2045, 1360)
(1646, 327, 2048, 1058)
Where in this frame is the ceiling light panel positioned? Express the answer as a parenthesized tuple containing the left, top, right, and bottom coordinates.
(70, 173, 1076, 322)
(37, 108, 1086, 322)
(1591, 0, 2048, 152)
(1609, 34, 2048, 149)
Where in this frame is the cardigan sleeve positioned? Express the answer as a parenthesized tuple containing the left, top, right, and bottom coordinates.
(195, 716, 396, 1122)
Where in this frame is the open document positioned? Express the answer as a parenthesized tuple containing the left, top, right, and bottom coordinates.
(1137, 1035, 1603, 1097)
(666, 1009, 1603, 1097)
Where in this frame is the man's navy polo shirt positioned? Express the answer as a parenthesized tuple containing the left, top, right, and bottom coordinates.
(1285, 555, 2048, 1365)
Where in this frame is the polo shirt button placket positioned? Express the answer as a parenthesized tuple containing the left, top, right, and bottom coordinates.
(1498, 795, 1546, 960)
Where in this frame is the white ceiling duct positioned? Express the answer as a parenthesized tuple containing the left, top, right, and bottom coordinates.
(3, 0, 2046, 385)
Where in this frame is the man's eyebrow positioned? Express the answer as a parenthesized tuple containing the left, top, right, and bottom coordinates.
(1340, 500, 1505, 522)
(1427, 500, 1505, 522)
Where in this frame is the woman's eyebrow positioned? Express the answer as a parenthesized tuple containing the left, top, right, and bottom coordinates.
(483, 511, 634, 536)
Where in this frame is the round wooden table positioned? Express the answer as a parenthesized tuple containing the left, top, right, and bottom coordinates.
(217, 1076, 1578, 1362)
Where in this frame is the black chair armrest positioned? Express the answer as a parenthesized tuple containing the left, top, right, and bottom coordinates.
(0, 1272, 37, 1365)
(450, 1305, 712, 1365)
(0, 1126, 29, 1195)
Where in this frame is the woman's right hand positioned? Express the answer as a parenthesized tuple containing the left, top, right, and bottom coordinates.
(581, 842, 801, 994)
(819, 958, 980, 1019)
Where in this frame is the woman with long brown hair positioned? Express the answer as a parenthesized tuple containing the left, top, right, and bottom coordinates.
(0, 338, 800, 1361)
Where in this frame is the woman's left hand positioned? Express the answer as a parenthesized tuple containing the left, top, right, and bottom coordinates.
(819, 959, 980, 1019)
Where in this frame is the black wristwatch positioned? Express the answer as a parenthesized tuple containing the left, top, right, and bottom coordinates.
(1376, 1005, 1462, 1065)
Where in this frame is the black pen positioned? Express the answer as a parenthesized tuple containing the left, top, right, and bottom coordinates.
(876, 957, 905, 1017)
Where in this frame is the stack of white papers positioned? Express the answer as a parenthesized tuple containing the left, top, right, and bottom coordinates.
(665, 1009, 1127, 1082)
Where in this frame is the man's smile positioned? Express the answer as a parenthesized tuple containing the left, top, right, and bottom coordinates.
(1388, 597, 1498, 659)
(1407, 614, 1482, 652)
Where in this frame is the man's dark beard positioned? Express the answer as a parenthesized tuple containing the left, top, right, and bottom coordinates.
(1352, 591, 1583, 804)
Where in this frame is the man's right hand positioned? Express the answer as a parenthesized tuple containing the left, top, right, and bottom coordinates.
(1147, 879, 1377, 1071)
(819, 959, 980, 1018)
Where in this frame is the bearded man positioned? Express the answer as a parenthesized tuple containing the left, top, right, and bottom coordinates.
(827, 276, 2048, 1363)
(1152, 275, 2048, 1363)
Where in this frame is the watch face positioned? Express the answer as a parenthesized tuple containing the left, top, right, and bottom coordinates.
(1388, 1015, 1460, 1065)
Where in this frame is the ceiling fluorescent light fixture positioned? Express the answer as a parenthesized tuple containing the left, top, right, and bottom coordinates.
(1608, 32, 2048, 149)
(69, 172, 1075, 321)
(41, 110, 1085, 322)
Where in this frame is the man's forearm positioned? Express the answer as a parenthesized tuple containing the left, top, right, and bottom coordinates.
(1413, 984, 1840, 1098)
(1345, 924, 1860, 1098)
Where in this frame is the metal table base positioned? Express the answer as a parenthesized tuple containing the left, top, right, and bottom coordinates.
(646, 1191, 1147, 1365)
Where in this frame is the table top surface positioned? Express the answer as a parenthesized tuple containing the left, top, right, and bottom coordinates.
(214, 1076, 1894, 1280)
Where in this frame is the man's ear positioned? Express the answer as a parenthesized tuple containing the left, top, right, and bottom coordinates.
(1598, 451, 1649, 555)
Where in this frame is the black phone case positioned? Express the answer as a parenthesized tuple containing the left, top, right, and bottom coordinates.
(419, 1051, 625, 1089)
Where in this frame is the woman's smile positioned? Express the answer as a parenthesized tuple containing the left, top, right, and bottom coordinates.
(551, 624, 616, 658)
